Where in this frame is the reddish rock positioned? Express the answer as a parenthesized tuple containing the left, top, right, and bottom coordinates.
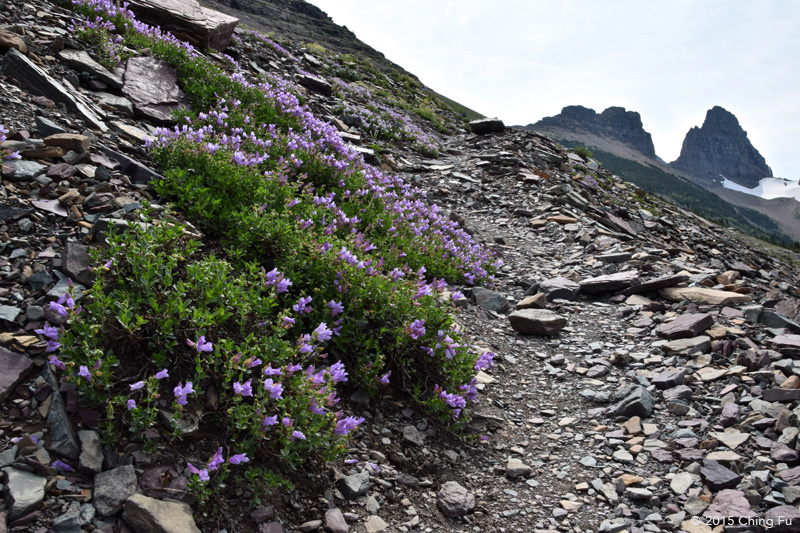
(770, 334, 800, 359)
(44, 133, 90, 153)
(128, 0, 238, 52)
(0, 347, 33, 402)
(703, 489, 756, 520)
(656, 313, 714, 340)
(777, 466, 800, 485)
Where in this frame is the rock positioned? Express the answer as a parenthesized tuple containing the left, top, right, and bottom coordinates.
(770, 334, 800, 358)
(0, 347, 33, 402)
(719, 403, 740, 427)
(63, 242, 96, 287)
(123, 56, 189, 123)
(57, 49, 123, 89)
(538, 277, 580, 301)
(0, 29, 27, 54)
(298, 520, 322, 532)
(364, 515, 388, 533)
(622, 274, 689, 295)
(128, 0, 239, 52)
(762, 388, 800, 403)
(471, 287, 510, 313)
(78, 430, 103, 473)
(94, 464, 139, 516)
(42, 366, 81, 460)
(52, 505, 81, 532)
(652, 369, 686, 389)
(661, 336, 711, 355)
(337, 472, 370, 499)
(777, 466, 800, 485)
(515, 293, 547, 310)
(436, 481, 475, 518)
(508, 309, 567, 336)
(702, 489, 755, 521)
(2, 467, 46, 519)
(469, 118, 505, 135)
(4, 160, 47, 181)
(506, 458, 532, 478)
(670, 472, 694, 495)
(700, 459, 741, 491)
(1, 49, 107, 132)
(97, 145, 164, 184)
(656, 313, 714, 340)
(297, 74, 333, 96)
(611, 385, 654, 418)
(659, 287, 752, 305)
(324, 508, 348, 533)
(35, 116, 67, 137)
(402, 425, 425, 446)
(579, 270, 640, 294)
(763, 506, 800, 533)
(670, 106, 771, 189)
(123, 494, 200, 533)
(44, 134, 90, 153)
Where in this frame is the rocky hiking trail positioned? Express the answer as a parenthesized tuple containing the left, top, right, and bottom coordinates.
(2, 1, 800, 533)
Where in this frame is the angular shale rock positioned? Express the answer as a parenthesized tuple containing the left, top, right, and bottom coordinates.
(700, 459, 742, 491)
(128, 0, 238, 52)
(437, 481, 475, 518)
(2, 467, 46, 519)
(471, 287, 510, 313)
(538, 277, 580, 301)
(337, 472, 370, 499)
(469, 118, 505, 135)
(770, 334, 800, 358)
(656, 313, 714, 340)
(579, 270, 640, 294)
(123, 56, 189, 124)
(659, 287, 752, 305)
(94, 464, 139, 516)
(610, 385, 654, 418)
(123, 494, 200, 533)
(508, 309, 567, 336)
(0, 347, 33, 402)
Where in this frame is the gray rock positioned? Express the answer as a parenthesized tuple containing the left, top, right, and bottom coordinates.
(469, 118, 505, 135)
(670, 472, 694, 495)
(42, 366, 81, 460)
(437, 481, 475, 517)
(260, 523, 284, 533)
(365, 515, 388, 533)
(719, 402, 740, 427)
(0, 347, 33, 402)
(506, 458, 532, 478)
(402, 425, 425, 446)
(123, 56, 189, 124)
(700, 459, 741, 491)
(98, 145, 164, 185)
(652, 369, 685, 390)
(508, 309, 567, 336)
(579, 270, 640, 294)
(0, 446, 17, 467)
(63, 242, 96, 287)
(5, 160, 47, 182)
(656, 313, 714, 340)
(0, 305, 21, 323)
(26, 270, 54, 291)
(471, 287, 510, 313)
(1, 48, 107, 132)
(58, 49, 123, 88)
(78, 430, 103, 473)
(703, 488, 754, 520)
(597, 252, 632, 263)
(52, 505, 81, 533)
(337, 472, 370, 499)
(763, 506, 800, 533)
(538, 277, 580, 301)
(2, 467, 47, 519)
(35, 116, 68, 137)
(127, 0, 239, 52)
(661, 335, 711, 355)
(123, 494, 200, 533)
(770, 334, 800, 359)
(297, 73, 333, 96)
(324, 508, 348, 533)
(298, 520, 323, 532)
(611, 385, 654, 418)
(94, 464, 139, 516)
(621, 274, 689, 295)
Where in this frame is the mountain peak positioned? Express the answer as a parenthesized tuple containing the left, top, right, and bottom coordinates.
(670, 106, 771, 188)
(530, 105, 656, 158)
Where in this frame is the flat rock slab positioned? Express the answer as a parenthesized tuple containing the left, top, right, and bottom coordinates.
(659, 287, 752, 306)
(123, 494, 200, 533)
(3, 467, 46, 519)
(656, 313, 714, 340)
(95, 464, 139, 516)
(703, 489, 755, 520)
(539, 277, 580, 301)
(123, 56, 189, 124)
(580, 270, 640, 294)
(471, 287, 510, 313)
(508, 309, 567, 336)
(469, 118, 505, 135)
(770, 334, 800, 359)
(700, 459, 741, 491)
(297, 74, 333, 96)
(128, 0, 238, 52)
(661, 336, 711, 355)
(0, 347, 33, 402)
(622, 274, 689, 295)
(1, 48, 107, 132)
(57, 49, 123, 88)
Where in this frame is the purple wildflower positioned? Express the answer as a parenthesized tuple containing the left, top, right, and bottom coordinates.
(207, 447, 224, 471)
(229, 453, 249, 465)
(78, 365, 92, 383)
(262, 415, 278, 427)
(155, 368, 169, 379)
(48, 355, 66, 371)
(46, 340, 62, 352)
(35, 324, 59, 341)
(407, 319, 426, 339)
(282, 417, 293, 427)
(334, 416, 365, 436)
(127, 399, 137, 410)
(293, 295, 313, 315)
(129, 381, 145, 391)
(283, 316, 295, 327)
(263, 364, 282, 376)
(52, 460, 74, 472)
(290, 430, 306, 441)
(327, 300, 344, 316)
(328, 360, 348, 383)
(234, 379, 253, 397)
(173, 382, 195, 405)
(380, 371, 391, 384)
(313, 322, 332, 341)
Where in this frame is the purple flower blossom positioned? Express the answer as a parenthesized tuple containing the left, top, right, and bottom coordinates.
(262, 415, 278, 427)
(293, 295, 313, 315)
(127, 399, 137, 410)
(194, 336, 213, 352)
(327, 300, 344, 316)
(282, 417, 292, 427)
(313, 322, 332, 341)
(290, 430, 306, 441)
(283, 316, 295, 327)
(49, 301, 68, 317)
(334, 416, 365, 436)
(263, 364, 282, 376)
(286, 363, 302, 374)
(263, 378, 283, 400)
(380, 371, 391, 385)
(276, 278, 292, 293)
(51, 460, 74, 472)
(309, 401, 325, 415)
(173, 382, 195, 405)
(407, 319, 426, 340)
(229, 453, 249, 465)
(155, 368, 169, 380)
(328, 360, 348, 383)
(130, 381, 145, 391)
(475, 351, 494, 371)
(46, 340, 62, 353)
(207, 447, 224, 471)
(78, 365, 92, 383)
(246, 357, 262, 368)
(35, 324, 59, 341)
(198, 469, 210, 482)
(234, 379, 253, 397)
(48, 355, 66, 371)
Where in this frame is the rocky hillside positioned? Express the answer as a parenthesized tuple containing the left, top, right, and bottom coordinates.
(2, 1, 800, 533)
(670, 106, 773, 189)
(533, 105, 657, 159)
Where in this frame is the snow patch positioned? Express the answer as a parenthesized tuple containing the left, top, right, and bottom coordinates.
(721, 176, 800, 201)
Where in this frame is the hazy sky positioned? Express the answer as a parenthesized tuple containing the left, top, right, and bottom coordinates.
(305, 0, 800, 179)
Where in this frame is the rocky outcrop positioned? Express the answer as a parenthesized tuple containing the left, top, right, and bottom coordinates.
(670, 106, 772, 188)
(528, 105, 657, 158)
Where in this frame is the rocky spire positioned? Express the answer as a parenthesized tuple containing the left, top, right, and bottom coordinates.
(670, 106, 772, 188)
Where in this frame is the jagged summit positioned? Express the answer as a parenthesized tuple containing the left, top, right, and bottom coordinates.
(527, 105, 656, 159)
(670, 106, 772, 189)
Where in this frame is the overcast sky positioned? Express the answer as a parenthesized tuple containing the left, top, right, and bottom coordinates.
(305, 0, 800, 180)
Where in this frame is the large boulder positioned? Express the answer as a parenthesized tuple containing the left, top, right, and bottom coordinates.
(128, 0, 238, 52)
(508, 309, 567, 336)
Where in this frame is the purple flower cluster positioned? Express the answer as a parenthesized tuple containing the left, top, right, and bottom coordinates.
(187, 447, 249, 483)
(0, 125, 21, 160)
